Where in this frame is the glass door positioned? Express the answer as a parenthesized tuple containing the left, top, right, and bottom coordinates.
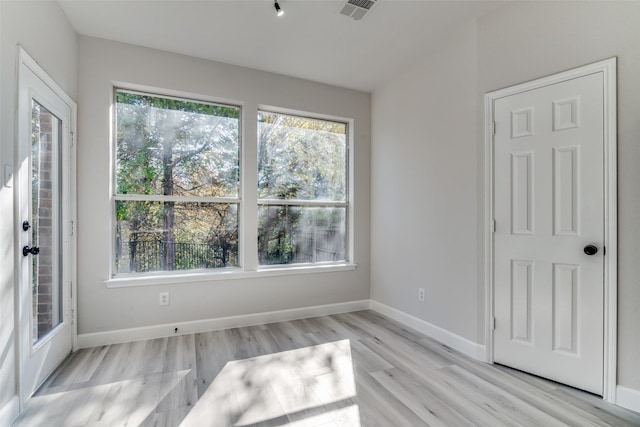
(18, 50, 76, 402)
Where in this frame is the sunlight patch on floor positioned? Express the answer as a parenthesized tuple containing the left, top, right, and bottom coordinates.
(284, 404, 361, 427)
(15, 370, 189, 426)
(181, 339, 359, 426)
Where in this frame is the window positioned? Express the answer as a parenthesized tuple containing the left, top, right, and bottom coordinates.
(257, 111, 348, 265)
(111, 88, 353, 281)
(114, 90, 240, 274)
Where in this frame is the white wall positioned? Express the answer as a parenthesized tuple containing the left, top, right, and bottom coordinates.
(0, 0, 77, 418)
(476, 0, 640, 396)
(371, 0, 640, 398)
(76, 37, 371, 335)
(371, 22, 479, 342)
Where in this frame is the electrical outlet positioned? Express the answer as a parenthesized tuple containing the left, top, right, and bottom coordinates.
(418, 288, 425, 303)
(159, 292, 170, 306)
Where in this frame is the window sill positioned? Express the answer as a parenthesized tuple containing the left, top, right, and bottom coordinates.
(104, 263, 358, 288)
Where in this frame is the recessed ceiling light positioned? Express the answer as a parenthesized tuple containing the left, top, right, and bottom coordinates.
(274, 1, 284, 17)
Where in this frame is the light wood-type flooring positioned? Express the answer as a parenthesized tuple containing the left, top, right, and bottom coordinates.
(13, 310, 640, 426)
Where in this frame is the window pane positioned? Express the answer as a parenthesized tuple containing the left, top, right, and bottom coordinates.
(258, 206, 346, 265)
(31, 101, 63, 342)
(116, 91, 240, 198)
(115, 201, 238, 273)
(258, 112, 346, 201)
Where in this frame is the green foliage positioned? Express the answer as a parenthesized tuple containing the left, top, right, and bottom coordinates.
(257, 111, 346, 201)
(116, 92, 239, 119)
(114, 90, 240, 273)
(114, 92, 347, 271)
(115, 89, 240, 197)
(257, 111, 347, 264)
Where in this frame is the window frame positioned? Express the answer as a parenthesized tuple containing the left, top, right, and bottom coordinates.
(256, 108, 350, 268)
(105, 89, 356, 287)
(110, 87, 243, 277)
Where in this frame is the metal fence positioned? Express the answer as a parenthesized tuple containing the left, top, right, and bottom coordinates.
(116, 240, 238, 273)
(118, 227, 344, 272)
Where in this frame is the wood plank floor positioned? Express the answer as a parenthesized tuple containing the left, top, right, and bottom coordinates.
(13, 310, 640, 426)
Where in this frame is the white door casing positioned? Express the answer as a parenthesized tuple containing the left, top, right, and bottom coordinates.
(16, 48, 77, 404)
(484, 59, 617, 401)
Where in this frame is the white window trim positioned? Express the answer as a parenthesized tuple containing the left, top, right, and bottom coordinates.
(105, 263, 357, 287)
(110, 87, 243, 276)
(107, 90, 356, 286)
(256, 106, 353, 268)
(257, 199, 348, 207)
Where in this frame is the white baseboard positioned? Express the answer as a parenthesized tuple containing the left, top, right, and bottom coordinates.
(616, 385, 640, 414)
(0, 396, 20, 426)
(370, 300, 486, 361)
(78, 300, 371, 348)
(78, 298, 487, 363)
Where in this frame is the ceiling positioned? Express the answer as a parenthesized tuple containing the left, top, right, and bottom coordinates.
(59, 0, 506, 92)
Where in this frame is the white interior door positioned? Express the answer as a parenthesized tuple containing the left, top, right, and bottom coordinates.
(17, 52, 76, 402)
(493, 72, 604, 395)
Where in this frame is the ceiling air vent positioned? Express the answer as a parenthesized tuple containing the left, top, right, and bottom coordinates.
(339, 0, 378, 21)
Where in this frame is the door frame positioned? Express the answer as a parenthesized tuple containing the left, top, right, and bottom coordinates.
(14, 47, 78, 405)
(483, 58, 617, 402)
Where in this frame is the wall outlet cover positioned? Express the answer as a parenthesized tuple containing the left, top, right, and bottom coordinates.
(159, 292, 170, 306)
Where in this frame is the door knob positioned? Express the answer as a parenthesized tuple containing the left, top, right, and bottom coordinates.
(583, 244, 598, 256)
(22, 245, 40, 256)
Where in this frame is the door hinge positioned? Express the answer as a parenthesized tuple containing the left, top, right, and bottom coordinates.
(490, 316, 495, 331)
(70, 220, 74, 236)
(70, 131, 75, 147)
(71, 308, 75, 325)
(491, 121, 496, 136)
(492, 219, 496, 233)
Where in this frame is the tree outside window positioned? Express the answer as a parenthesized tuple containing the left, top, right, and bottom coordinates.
(114, 90, 240, 274)
(257, 111, 348, 265)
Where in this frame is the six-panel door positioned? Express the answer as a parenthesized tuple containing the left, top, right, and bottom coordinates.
(493, 72, 604, 395)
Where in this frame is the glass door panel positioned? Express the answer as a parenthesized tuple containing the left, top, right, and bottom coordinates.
(30, 100, 62, 344)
